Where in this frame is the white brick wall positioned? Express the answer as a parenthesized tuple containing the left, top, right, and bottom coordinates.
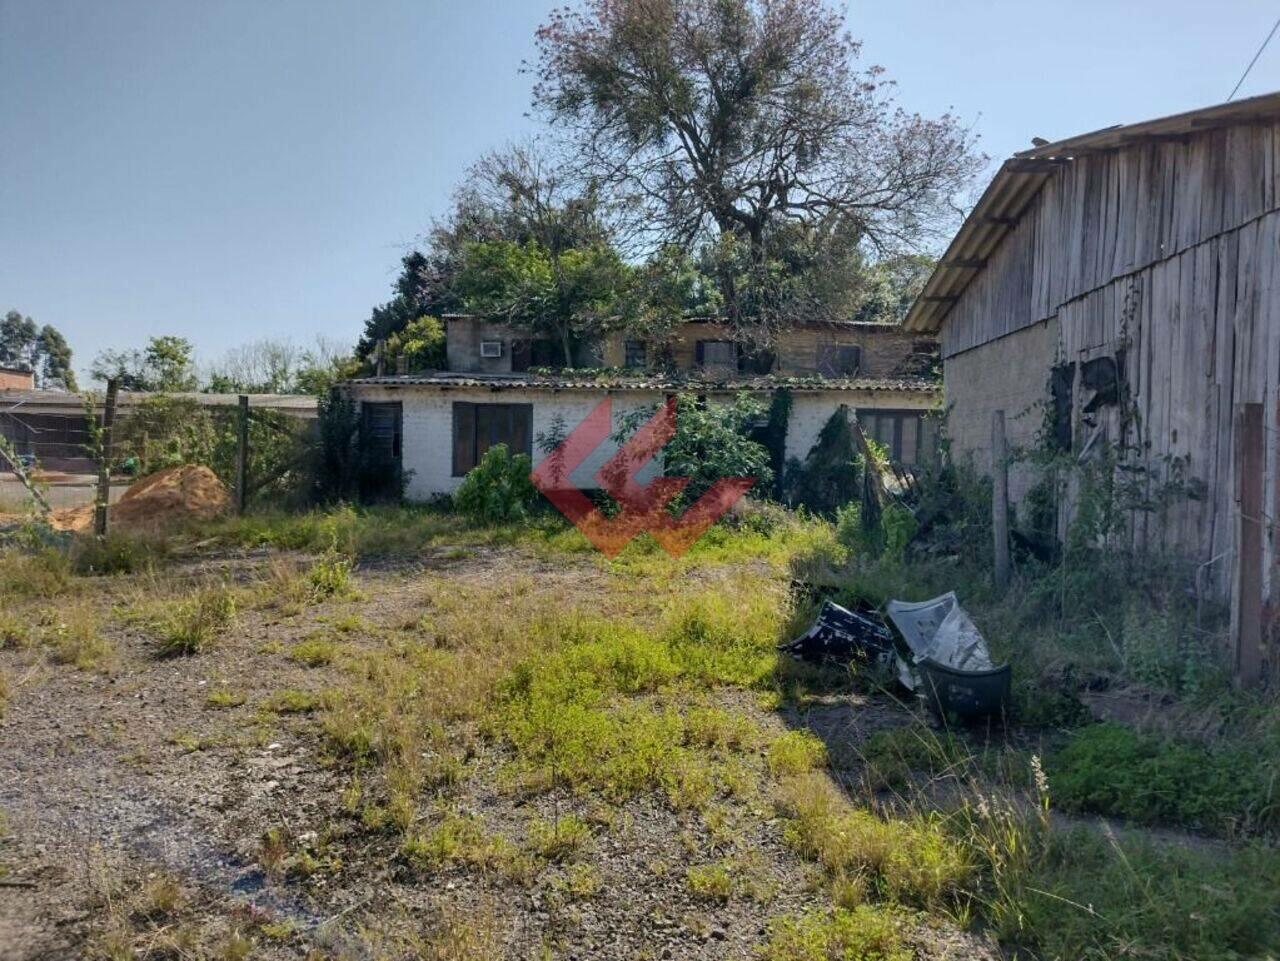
(351, 385, 938, 500)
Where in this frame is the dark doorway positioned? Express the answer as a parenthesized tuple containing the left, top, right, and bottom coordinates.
(360, 401, 403, 502)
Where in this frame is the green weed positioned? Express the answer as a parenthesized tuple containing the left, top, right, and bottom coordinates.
(1048, 722, 1279, 836)
(150, 585, 237, 658)
(760, 905, 912, 961)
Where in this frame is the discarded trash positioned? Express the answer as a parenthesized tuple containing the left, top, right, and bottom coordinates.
(885, 592, 1011, 718)
(780, 600, 896, 667)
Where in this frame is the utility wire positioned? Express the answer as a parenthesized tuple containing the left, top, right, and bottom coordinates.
(1228, 12, 1280, 101)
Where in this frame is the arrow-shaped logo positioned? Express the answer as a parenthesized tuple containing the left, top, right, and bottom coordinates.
(530, 397, 755, 557)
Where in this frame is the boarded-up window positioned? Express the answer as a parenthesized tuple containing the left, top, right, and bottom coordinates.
(696, 340, 737, 372)
(452, 402, 533, 476)
(817, 344, 862, 377)
(362, 402, 402, 463)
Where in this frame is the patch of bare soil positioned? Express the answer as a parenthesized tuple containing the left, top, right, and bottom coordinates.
(0, 546, 998, 960)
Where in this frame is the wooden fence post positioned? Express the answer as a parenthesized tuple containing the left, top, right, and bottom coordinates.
(93, 379, 119, 537)
(992, 410, 1010, 592)
(1234, 403, 1264, 688)
(235, 394, 250, 515)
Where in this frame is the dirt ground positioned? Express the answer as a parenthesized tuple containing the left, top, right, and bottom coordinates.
(0, 543, 999, 961)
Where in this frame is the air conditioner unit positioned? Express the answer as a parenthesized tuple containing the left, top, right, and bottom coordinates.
(480, 340, 502, 358)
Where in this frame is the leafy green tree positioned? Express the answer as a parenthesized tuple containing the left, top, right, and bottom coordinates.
(90, 335, 197, 391)
(385, 316, 446, 372)
(533, 0, 981, 333)
(357, 250, 462, 362)
(36, 326, 77, 389)
(850, 254, 936, 326)
(0, 310, 78, 388)
(457, 238, 631, 367)
(144, 336, 197, 392)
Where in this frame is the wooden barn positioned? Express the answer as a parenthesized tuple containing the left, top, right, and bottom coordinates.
(904, 92, 1280, 681)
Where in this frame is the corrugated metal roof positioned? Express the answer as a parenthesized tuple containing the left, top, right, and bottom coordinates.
(904, 89, 1280, 333)
(348, 372, 939, 393)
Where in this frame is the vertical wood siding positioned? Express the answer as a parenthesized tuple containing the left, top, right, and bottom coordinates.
(943, 121, 1280, 596)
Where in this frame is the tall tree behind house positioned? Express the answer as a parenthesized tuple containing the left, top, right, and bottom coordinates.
(0, 310, 78, 389)
(532, 0, 982, 336)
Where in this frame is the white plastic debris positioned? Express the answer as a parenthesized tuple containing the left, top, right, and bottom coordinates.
(885, 592, 994, 690)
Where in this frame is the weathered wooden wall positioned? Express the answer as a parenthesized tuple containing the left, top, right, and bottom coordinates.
(943, 122, 1280, 359)
(942, 121, 1280, 598)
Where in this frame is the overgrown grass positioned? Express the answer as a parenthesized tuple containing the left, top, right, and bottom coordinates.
(195, 500, 834, 573)
(760, 905, 913, 961)
(77, 498, 1270, 961)
(1048, 722, 1279, 837)
(43, 601, 114, 670)
(147, 583, 240, 660)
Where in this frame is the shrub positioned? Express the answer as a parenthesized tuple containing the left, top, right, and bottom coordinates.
(1048, 723, 1278, 836)
(609, 393, 773, 507)
(70, 533, 162, 576)
(527, 814, 592, 862)
(306, 547, 353, 599)
(453, 445, 539, 523)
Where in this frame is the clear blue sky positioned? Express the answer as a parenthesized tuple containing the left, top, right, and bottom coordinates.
(3, 0, 1279, 384)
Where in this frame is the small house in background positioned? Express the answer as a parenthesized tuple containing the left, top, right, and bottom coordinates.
(905, 92, 1280, 670)
(348, 317, 941, 501)
(0, 367, 35, 391)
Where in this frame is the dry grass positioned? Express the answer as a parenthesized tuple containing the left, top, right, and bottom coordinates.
(43, 600, 114, 671)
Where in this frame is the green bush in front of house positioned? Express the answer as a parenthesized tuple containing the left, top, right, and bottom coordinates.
(453, 444, 541, 524)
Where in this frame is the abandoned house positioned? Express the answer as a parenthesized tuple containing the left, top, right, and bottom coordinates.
(904, 91, 1280, 611)
(348, 316, 941, 500)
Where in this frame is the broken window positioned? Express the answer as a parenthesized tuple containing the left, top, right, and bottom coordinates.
(817, 344, 862, 377)
(452, 402, 533, 476)
(1080, 350, 1126, 413)
(624, 340, 647, 369)
(857, 409, 928, 465)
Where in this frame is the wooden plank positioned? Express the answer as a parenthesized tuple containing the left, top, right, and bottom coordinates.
(1234, 403, 1265, 687)
(235, 395, 249, 515)
(93, 379, 118, 538)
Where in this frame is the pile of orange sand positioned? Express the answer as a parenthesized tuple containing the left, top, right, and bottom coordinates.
(52, 465, 230, 533)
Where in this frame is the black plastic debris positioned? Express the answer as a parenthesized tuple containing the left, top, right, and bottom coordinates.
(780, 600, 896, 667)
